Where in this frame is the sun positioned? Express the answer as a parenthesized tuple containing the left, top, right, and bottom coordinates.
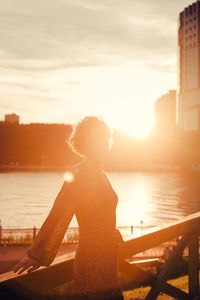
(109, 112, 154, 140)
(121, 125, 152, 139)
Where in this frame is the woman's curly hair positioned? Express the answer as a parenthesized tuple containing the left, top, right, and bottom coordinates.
(68, 116, 112, 157)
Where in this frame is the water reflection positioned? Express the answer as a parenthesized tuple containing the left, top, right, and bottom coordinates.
(108, 172, 200, 228)
(0, 172, 200, 228)
(176, 173, 200, 216)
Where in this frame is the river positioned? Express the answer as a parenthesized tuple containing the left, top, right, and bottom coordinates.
(0, 171, 200, 229)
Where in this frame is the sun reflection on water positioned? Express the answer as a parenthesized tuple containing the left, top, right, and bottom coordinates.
(126, 182, 150, 226)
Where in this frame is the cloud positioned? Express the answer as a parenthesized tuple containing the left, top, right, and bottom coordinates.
(0, 0, 192, 126)
(0, 0, 192, 66)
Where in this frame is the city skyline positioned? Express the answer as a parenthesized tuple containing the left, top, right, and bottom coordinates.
(0, 0, 193, 138)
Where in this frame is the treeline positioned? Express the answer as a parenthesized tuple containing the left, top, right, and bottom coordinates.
(0, 122, 78, 167)
(0, 122, 200, 171)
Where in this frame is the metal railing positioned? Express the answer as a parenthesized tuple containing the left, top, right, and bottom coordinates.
(0, 225, 155, 245)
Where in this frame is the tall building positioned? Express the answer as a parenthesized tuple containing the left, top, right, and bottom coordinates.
(4, 113, 20, 124)
(155, 90, 176, 133)
(178, 1, 200, 131)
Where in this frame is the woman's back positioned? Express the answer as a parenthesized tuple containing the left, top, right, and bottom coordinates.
(74, 162, 118, 238)
(72, 162, 122, 299)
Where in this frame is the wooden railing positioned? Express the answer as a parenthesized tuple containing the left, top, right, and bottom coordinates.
(1, 212, 200, 299)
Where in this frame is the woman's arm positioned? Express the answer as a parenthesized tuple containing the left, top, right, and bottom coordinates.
(14, 178, 78, 274)
(28, 181, 76, 266)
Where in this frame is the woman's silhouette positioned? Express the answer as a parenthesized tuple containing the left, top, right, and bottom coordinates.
(14, 116, 124, 299)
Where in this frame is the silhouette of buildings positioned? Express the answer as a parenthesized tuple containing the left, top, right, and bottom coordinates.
(178, 1, 200, 131)
(155, 90, 176, 133)
(4, 113, 20, 124)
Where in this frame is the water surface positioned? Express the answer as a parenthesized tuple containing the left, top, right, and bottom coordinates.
(0, 171, 200, 229)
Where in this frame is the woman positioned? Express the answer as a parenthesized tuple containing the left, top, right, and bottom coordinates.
(14, 116, 124, 299)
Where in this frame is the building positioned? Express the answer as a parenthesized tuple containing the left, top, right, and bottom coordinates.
(4, 113, 20, 124)
(155, 90, 176, 133)
(178, 1, 200, 131)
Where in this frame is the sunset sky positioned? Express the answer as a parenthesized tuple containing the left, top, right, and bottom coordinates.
(0, 0, 193, 137)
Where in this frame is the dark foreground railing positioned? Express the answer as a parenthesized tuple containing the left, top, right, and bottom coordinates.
(0, 212, 200, 299)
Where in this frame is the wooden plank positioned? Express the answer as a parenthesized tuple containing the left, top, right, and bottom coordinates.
(0, 255, 74, 297)
(129, 257, 159, 267)
(119, 212, 200, 260)
(188, 232, 199, 296)
(161, 282, 192, 300)
(0, 251, 75, 282)
(119, 260, 153, 285)
(145, 234, 188, 300)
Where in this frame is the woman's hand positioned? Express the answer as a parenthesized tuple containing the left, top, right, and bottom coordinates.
(13, 256, 40, 274)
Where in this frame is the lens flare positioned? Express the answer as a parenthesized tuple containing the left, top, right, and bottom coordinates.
(64, 172, 74, 182)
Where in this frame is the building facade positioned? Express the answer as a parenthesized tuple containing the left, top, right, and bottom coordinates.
(155, 90, 176, 133)
(4, 113, 20, 124)
(178, 1, 200, 131)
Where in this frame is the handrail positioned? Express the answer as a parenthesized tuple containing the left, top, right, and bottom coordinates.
(120, 211, 200, 259)
(1, 212, 200, 299)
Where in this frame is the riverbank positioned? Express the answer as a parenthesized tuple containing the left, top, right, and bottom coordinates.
(0, 165, 71, 173)
(0, 163, 193, 173)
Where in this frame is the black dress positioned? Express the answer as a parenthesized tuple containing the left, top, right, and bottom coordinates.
(27, 162, 124, 299)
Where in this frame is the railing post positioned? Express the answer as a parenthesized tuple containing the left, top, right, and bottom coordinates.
(140, 220, 144, 230)
(131, 225, 133, 235)
(188, 232, 199, 297)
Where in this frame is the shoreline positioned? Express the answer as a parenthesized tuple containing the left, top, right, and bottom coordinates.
(0, 164, 199, 173)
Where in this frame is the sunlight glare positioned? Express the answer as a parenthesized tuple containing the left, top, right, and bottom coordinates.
(64, 172, 74, 183)
(121, 126, 151, 139)
(125, 182, 150, 228)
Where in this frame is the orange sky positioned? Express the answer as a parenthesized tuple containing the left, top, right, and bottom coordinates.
(0, 0, 193, 138)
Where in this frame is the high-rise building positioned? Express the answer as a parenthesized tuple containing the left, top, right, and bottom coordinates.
(4, 113, 20, 124)
(155, 90, 176, 133)
(178, 1, 200, 131)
